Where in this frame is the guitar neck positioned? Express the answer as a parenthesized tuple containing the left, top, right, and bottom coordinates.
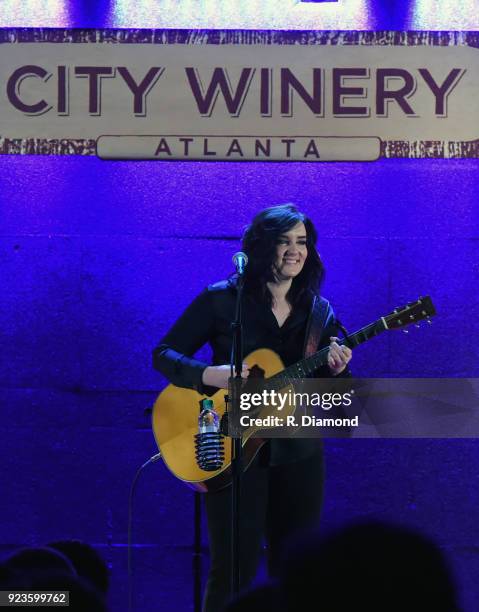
(269, 318, 386, 386)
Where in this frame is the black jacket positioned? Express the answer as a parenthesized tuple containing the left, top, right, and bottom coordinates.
(153, 278, 349, 465)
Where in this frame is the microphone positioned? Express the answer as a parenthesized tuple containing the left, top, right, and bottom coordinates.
(232, 252, 248, 275)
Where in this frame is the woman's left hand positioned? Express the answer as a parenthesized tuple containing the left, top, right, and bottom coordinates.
(327, 336, 352, 375)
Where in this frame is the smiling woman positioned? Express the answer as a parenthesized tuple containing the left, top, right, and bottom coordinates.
(269, 221, 309, 326)
(273, 223, 308, 277)
(241, 204, 323, 309)
(152, 202, 352, 612)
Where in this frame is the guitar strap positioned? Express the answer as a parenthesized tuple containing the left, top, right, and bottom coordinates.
(303, 295, 331, 358)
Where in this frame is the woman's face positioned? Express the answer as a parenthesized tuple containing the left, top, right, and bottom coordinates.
(272, 222, 308, 281)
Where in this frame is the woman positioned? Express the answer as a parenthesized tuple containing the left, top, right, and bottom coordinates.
(153, 204, 352, 612)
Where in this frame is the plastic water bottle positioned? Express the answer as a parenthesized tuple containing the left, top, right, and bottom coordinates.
(195, 399, 224, 471)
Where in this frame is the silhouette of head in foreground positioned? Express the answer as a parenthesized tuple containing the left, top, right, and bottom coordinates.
(279, 521, 459, 612)
(1, 545, 107, 611)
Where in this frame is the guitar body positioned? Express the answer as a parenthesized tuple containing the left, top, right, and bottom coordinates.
(152, 348, 287, 492)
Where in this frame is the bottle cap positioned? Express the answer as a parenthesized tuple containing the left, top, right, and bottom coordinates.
(201, 398, 214, 411)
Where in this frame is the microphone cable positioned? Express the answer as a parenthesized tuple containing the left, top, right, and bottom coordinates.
(127, 452, 162, 612)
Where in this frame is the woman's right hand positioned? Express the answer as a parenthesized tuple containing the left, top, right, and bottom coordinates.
(201, 363, 250, 389)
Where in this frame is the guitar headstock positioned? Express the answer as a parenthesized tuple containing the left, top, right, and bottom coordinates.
(383, 296, 436, 330)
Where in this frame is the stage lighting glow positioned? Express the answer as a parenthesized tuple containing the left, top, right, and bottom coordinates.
(0, 0, 71, 27)
(109, 0, 371, 30)
(411, 0, 479, 29)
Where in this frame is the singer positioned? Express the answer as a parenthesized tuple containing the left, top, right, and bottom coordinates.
(153, 203, 352, 612)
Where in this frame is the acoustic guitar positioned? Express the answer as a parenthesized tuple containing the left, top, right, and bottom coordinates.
(152, 296, 435, 492)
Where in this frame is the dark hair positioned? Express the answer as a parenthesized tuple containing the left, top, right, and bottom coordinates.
(242, 204, 324, 307)
(4, 547, 76, 577)
(279, 521, 459, 612)
(48, 540, 109, 595)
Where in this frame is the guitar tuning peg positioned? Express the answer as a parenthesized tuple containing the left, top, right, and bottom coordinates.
(414, 324, 421, 328)
(403, 329, 409, 334)
(427, 319, 432, 324)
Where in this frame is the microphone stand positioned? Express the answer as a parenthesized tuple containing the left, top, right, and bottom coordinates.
(229, 272, 245, 596)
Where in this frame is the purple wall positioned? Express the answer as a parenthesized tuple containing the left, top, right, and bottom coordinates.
(1, 155, 478, 610)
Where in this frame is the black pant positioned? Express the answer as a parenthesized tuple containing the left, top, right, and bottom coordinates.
(202, 446, 324, 612)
